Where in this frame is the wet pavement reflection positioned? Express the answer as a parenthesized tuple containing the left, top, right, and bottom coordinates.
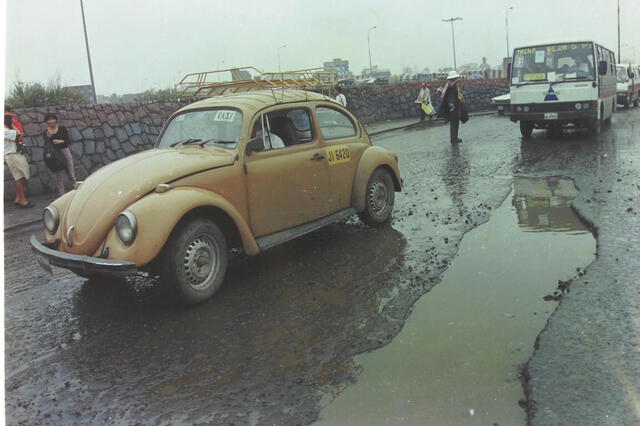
(316, 177, 596, 425)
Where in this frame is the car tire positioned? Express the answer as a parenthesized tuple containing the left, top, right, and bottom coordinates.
(359, 168, 395, 226)
(634, 95, 639, 107)
(520, 121, 533, 138)
(624, 96, 630, 108)
(162, 218, 227, 304)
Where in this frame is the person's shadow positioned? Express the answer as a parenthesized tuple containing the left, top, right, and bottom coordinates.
(441, 144, 470, 216)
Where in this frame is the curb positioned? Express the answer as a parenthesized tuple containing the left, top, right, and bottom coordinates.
(5, 219, 41, 233)
(368, 110, 497, 136)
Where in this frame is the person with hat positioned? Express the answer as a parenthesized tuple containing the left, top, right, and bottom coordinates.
(438, 70, 469, 144)
(415, 82, 435, 122)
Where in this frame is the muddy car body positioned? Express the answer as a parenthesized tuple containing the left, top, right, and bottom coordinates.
(31, 90, 401, 303)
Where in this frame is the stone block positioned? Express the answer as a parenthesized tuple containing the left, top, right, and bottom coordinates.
(70, 127, 83, 142)
(81, 128, 95, 139)
(31, 147, 44, 162)
(129, 134, 143, 146)
(81, 156, 92, 171)
(124, 124, 134, 135)
(96, 141, 106, 154)
(70, 142, 83, 157)
(122, 142, 137, 154)
(107, 113, 119, 126)
(108, 137, 120, 151)
(85, 140, 96, 154)
(103, 123, 115, 138)
(106, 150, 117, 161)
(131, 123, 142, 134)
(94, 128, 104, 139)
(115, 127, 128, 142)
(116, 150, 125, 159)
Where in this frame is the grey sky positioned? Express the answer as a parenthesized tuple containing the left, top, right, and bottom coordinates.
(4, 0, 640, 96)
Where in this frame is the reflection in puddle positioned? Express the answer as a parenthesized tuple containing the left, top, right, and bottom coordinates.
(316, 177, 595, 426)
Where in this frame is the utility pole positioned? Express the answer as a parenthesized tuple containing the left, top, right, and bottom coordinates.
(505, 7, 514, 58)
(79, 0, 97, 104)
(442, 17, 463, 70)
(617, 0, 621, 62)
(367, 26, 377, 77)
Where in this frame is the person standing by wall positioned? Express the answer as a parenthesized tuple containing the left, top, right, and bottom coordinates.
(4, 114, 32, 207)
(437, 71, 469, 144)
(43, 113, 77, 197)
(334, 86, 347, 107)
(415, 82, 435, 121)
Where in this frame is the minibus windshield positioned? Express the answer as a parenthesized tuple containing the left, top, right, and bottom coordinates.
(512, 42, 595, 85)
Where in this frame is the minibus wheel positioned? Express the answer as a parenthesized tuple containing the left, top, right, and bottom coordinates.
(520, 121, 533, 138)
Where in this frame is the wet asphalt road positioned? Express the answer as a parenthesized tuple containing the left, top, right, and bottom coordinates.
(5, 109, 640, 425)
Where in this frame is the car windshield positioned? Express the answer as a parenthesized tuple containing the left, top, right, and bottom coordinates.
(157, 109, 243, 149)
(616, 66, 629, 83)
(512, 42, 595, 84)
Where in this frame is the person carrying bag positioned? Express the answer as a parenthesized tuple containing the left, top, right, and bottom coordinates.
(43, 113, 77, 196)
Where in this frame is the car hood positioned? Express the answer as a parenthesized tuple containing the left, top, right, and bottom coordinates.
(60, 147, 235, 254)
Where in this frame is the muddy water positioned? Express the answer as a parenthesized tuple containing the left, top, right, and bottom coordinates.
(316, 177, 596, 426)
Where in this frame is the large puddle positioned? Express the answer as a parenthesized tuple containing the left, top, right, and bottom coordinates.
(315, 176, 596, 425)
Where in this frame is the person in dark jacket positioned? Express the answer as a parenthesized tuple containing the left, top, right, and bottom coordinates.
(437, 70, 469, 144)
(43, 113, 76, 196)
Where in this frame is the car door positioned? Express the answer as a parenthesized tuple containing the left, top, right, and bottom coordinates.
(315, 105, 368, 211)
(244, 107, 333, 238)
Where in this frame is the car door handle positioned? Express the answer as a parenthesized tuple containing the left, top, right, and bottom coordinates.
(311, 153, 325, 161)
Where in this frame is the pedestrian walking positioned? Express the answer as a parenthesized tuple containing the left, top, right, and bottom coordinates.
(4, 114, 32, 207)
(43, 113, 77, 197)
(415, 82, 435, 121)
(334, 86, 347, 107)
(437, 70, 469, 144)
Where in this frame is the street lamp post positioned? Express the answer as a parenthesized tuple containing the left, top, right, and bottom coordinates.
(367, 26, 377, 77)
(79, 0, 97, 104)
(277, 44, 286, 77)
(505, 6, 514, 58)
(442, 17, 463, 70)
(617, 0, 621, 62)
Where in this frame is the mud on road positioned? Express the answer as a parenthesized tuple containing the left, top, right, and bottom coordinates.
(5, 108, 640, 425)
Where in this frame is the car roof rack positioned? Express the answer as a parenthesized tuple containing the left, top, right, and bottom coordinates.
(176, 67, 339, 97)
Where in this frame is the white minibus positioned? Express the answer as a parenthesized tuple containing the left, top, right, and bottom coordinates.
(509, 40, 616, 137)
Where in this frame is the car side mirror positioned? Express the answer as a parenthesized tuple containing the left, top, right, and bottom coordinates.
(598, 61, 608, 75)
(246, 137, 264, 155)
(629, 72, 635, 79)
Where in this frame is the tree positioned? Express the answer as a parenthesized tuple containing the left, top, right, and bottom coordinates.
(134, 88, 179, 102)
(5, 76, 89, 109)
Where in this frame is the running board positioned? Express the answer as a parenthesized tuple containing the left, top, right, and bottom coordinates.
(256, 208, 357, 251)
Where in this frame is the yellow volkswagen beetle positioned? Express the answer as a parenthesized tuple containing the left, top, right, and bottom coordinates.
(31, 90, 401, 304)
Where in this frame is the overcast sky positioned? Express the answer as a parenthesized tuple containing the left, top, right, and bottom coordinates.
(3, 0, 640, 96)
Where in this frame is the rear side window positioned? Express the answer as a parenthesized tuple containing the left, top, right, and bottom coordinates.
(316, 107, 356, 140)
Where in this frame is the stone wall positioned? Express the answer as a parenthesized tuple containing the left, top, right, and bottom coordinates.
(4, 101, 188, 200)
(4, 79, 509, 199)
(343, 79, 510, 124)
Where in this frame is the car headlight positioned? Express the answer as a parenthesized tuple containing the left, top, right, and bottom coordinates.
(575, 103, 583, 110)
(582, 103, 590, 109)
(43, 206, 60, 234)
(523, 106, 530, 112)
(516, 106, 522, 112)
(115, 210, 137, 246)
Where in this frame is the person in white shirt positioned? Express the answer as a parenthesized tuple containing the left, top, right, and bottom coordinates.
(4, 114, 32, 207)
(415, 82, 434, 121)
(335, 86, 347, 107)
(256, 129, 285, 149)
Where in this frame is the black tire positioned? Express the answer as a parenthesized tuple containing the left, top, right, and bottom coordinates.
(633, 95, 639, 107)
(162, 218, 227, 304)
(623, 96, 630, 108)
(520, 121, 533, 138)
(588, 116, 602, 135)
(358, 168, 395, 226)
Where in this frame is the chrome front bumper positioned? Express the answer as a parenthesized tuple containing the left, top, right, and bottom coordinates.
(30, 235, 138, 277)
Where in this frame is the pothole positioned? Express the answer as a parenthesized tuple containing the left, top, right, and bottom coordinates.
(315, 176, 596, 426)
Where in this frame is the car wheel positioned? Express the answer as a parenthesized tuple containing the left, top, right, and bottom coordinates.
(634, 95, 639, 107)
(162, 218, 227, 304)
(624, 96, 630, 108)
(520, 121, 533, 138)
(359, 168, 395, 226)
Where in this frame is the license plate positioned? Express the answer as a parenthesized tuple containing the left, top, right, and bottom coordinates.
(544, 112, 558, 120)
(34, 254, 53, 274)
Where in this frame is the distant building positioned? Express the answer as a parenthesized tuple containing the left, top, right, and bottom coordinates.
(64, 84, 95, 104)
(323, 58, 352, 79)
(362, 65, 391, 79)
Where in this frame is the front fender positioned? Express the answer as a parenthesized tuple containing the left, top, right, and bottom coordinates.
(105, 187, 259, 266)
(351, 146, 401, 212)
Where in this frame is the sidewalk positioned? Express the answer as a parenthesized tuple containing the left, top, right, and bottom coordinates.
(4, 110, 496, 233)
(4, 193, 55, 232)
(365, 110, 496, 136)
